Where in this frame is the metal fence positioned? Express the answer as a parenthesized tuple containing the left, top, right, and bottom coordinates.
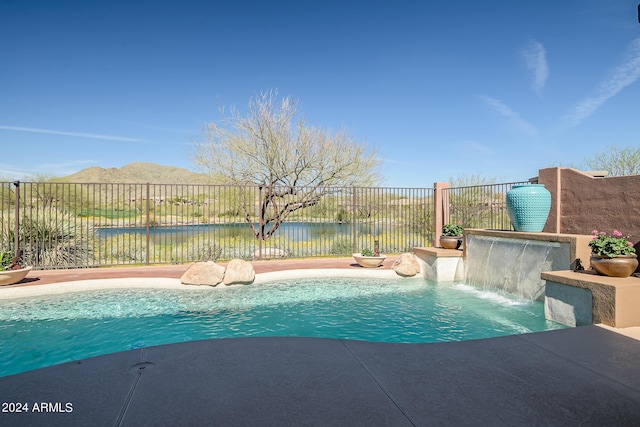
(0, 181, 434, 269)
(442, 181, 528, 230)
(0, 180, 532, 269)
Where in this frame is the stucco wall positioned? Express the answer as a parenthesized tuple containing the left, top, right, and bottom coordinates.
(538, 167, 640, 247)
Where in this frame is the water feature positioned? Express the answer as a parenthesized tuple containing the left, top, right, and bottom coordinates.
(463, 230, 584, 301)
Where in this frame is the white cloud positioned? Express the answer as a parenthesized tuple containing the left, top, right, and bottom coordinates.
(522, 40, 549, 97)
(0, 125, 147, 142)
(562, 37, 640, 128)
(0, 167, 29, 180)
(481, 96, 538, 137)
(123, 121, 195, 133)
(459, 140, 495, 157)
(0, 160, 97, 180)
(380, 156, 415, 166)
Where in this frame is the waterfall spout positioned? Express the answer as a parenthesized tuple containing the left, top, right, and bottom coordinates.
(464, 234, 570, 300)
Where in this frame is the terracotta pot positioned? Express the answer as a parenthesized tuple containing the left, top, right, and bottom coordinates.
(439, 236, 462, 250)
(590, 254, 638, 278)
(353, 253, 386, 268)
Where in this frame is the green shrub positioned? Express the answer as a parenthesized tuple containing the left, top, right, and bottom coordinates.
(0, 250, 13, 269)
(2, 211, 95, 267)
(329, 238, 354, 255)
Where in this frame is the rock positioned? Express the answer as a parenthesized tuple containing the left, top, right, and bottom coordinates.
(180, 261, 225, 286)
(252, 247, 287, 259)
(223, 259, 255, 285)
(393, 253, 421, 277)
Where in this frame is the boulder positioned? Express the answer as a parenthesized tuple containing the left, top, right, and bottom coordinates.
(392, 253, 421, 277)
(180, 261, 225, 286)
(223, 259, 256, 285)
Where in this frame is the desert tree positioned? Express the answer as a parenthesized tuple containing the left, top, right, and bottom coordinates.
(583, 145, 640, 177)
(193, 91, 380, 240)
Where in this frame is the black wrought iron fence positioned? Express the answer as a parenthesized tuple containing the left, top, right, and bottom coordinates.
(0, 182, 435, 269)
(0, 180, 537, 269)
(442, 181, 528, 230)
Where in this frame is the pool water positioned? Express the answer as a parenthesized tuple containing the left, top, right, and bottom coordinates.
(0, 277, 566, 377)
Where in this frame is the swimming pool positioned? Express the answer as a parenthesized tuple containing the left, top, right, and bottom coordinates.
(0, 277, 566, 377)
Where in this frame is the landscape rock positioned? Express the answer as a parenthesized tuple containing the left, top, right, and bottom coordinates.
(223, 259, 256, 285)
(180, 261, 225, 286)
(392, 253, 421, 277)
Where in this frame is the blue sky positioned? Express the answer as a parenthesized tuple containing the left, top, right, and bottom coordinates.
(1, 0, 639, 187)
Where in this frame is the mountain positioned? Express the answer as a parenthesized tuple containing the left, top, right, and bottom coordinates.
(54, 162, 213, 184)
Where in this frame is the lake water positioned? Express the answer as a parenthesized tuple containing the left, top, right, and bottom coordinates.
(97, 222, 387, 242)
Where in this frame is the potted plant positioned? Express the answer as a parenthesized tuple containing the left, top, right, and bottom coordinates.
(353, 246, 386, 268)
(0, 249, 31, 286)
(440, 223, 464, 250)
(588, 230, 638, 277)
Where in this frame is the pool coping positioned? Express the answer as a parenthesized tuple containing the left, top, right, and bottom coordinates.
(0, 266, 401, 300)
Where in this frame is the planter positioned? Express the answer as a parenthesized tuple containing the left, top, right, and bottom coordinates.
(353, 253, 386, 268)
(439, 236, 462, 250)
(590, 254, 638, 278)
(506, 184, 551, 232)
(0, 266, 32, 286)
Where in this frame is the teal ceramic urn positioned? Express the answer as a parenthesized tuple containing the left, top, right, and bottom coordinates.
(506, 184, 551, 232)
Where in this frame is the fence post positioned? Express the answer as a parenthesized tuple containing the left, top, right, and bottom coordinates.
(145, 183, 150, 265)
(352, 186, 357, 253)
(433, 182, 450, 246)
(258, 186, 263, 260)
(13, 181, 20, 258)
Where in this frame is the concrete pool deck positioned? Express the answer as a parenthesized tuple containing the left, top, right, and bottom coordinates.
(2, 258, 640, 425)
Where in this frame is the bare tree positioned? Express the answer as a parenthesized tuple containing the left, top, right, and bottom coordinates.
(448, 173, 497, 187)
(583, 145, 640, 177)
(193, 91, 381, 240)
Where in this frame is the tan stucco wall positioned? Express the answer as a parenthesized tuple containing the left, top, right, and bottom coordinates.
(538, 167, 640, 273)
(539, 167, 640, 244)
